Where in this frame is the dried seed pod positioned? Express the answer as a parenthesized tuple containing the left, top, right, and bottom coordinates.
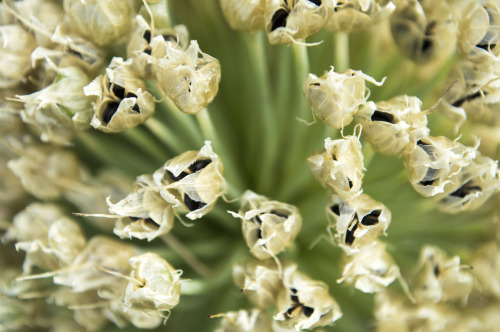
(390, 0, 457, 63)
(435, 154, 500, 213)
(338, 241, 400, 293)
(326, 193, 391, 254)
(413, 246, 473, 305)
(356, 96, 430, 156)
(108, 174, 175, 241)
(3, 203, 86, 273)
(308, 135, 365, 197)
(265, 0, 335, 45)
(123, 252, 182, 312)
(154, 40, 221, 114)
(229, 190, 302, 259)
(471, 241, 500, 299)
(403, 135, 477, 197)
(213, 309, 272, 332)
(326, 0, 396, 32)
(220, 0, 266, 32)
(62, 0, 134, 46)
(84, 57, 155, 133)
(233, 258, 283, 308)
(108, 298, 163, 329)
(303, 67, 384, 129)
(154, 141, 225, 220)
(274, 262, 342, 330)
(0, 24, 36, 88)
(17, 66, 93, 145)
(54, 236, 136, 293)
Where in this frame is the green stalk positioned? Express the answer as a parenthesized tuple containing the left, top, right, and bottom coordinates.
(144, 117, 189, 154)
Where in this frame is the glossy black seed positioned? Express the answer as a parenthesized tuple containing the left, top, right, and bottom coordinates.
(330, 204, 340, 216)
(253, 215, 263, 224)
(451, 91, 483, 108)
(417, 140, 434, 157)
(371, 110, 395, 123)
(143, 30, 151, 43)
(68, 48, 83, 59)
(271, 9, 289, 31)
(129, 216, 140, 221)
(291, 294, 299, 303)
(312, 82, 320, 86)
(167, 170, 189, 181)
(269, 210, 289, 219)
(419, 168, 439, 186)
(131, 104, 140, 112)
(303, 306, 314, 317)
(347, 178, 353, 189)
(345, 218, 358, 245)
(256, 228, 263, 239)
(307, 0, 321, 5)
(183, 194, 207, 211)
(144, 47, 152, 55)
(290, 288, 297, 294)
(162, 34, 178, 43)
(126, 92, 138, 99)
(286, 306, 298, 318)
(449, 181, 481, 198)
(361, 209, 382, 226)
(421, 38, 433, 53)
(110, 84, 126, 99)
(102, 102, 120, 124)
(189, 159, 212, 173)
(434, 264, 440, 277)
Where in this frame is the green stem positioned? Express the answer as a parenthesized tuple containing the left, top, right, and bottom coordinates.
(332, 32, 350, 72)
(120, 127, 167, 164)
(144, 117, 188, 154)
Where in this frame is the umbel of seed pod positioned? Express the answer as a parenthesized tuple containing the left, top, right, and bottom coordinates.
(108, 174, 175, 242)
(17, 65, 93, 146)
(308, 135, 365, 197)
(325, 0, 396, 33)
(274, 262, 342, 331)
(219, 0, 266, 32)
(265, 0, 335, 45)
(303, 66, 384, 129)
(213, 309, 272, 332)
(356, 95, 429, 156)
(154, 40, 221, 115)
(154, 141, 225, 220)
(229, 190, 302, 260)
(327, 193, 391, 254)
(84, 57, 155, 132)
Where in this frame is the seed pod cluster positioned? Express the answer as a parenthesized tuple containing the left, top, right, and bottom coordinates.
(326, 0, 396, 32)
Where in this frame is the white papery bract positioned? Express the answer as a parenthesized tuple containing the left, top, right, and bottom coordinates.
(326, 0, 395, 32)
(413, 246, 473, 305)
(214, 309, 272, 332)
(265, 0, 335, 45)
(0, 24, 36, 88)
(154, 40, 221, 115)
(308, 135, 365, 198)
(303, 67, 384, 129)
(220, 0, 266, 32)
(85, 57, 155, 133)
(154, 141, 225, 220)
(274, 262, 342, 331)
(338, 241, 400, 293)
(123, 252, 182, 312)
(356, 95, 429, 156)
(17, 66, 93, 145)
(230, 190, 302, 260)
(472, 241, 500, 299)
(403, 135, 477, 197)
(233, 258, 283, 308)
(326, 193, 391, 254)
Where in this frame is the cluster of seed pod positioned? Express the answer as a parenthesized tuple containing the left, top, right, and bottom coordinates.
(107, 141, 225, 241)
(219, 0, 396, 45)
(213, 258, 342, 331)
(1, 203, 182, 331)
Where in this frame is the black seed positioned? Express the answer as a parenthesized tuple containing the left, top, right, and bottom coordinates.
(421, 38, 433, 53)
(330, 204, 340, 216)
(290, 288, 297, 294)
(345, 217, 358, 245)
(131, 104, 140, 113)
(347, 178, 353, 189)
(419, 179, 435, 186)
(189, 159, 212, 173)
(271, 9, 289, 31)
(286, 306, 298, 318)
(167, 170, 188, 181)
(253, 215, 263, 224)
(183, 194, 207, 211)
(68, 48, 83, 59)
(102, 102, 120, 124)
(144, 47, 152, 55)
(110, 84, 125, 99)
(434, 264, 440, 277)
(256, 228, 263, 239)
(371, 110, 395, 123)
(269, 210, 289, 219)
(361, 209, 382, 226)
(143, 30, 151, 43)
(291, 294, 299, 303)
(162, 34, 178, 43)
(312, 83, 320, 86)
(451, 91, 484, 108)
(129, 216, 140, 221)
(307, 0, 321, 5)
(449, 181, 481, 198)
(126, 92, 138, 99)
(417, 139, 434, 157)
(419, 168, 439, 186)
(417, 139, 429, 146)
(303, 306, 314, 317)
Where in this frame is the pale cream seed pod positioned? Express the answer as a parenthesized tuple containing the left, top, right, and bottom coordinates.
(108, 298, 164, 329)
(154, 141, 225, 220)
(265, 0, 336, 45)
(303, 66, 385, 129)
(213, 309, 272, 332)
(327, 193, 391, 254)
(308, 135, 365, 197)
(220, 0, 266, 32)
(273, 262, 342, 331)
(233, 258, 283, 308)
(356, 95, 430, 156)
(154, 40, 221, 115)
(471, 241, 500, 299)
(85, 57, 155, 133)
(230, 190, 302, 260)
